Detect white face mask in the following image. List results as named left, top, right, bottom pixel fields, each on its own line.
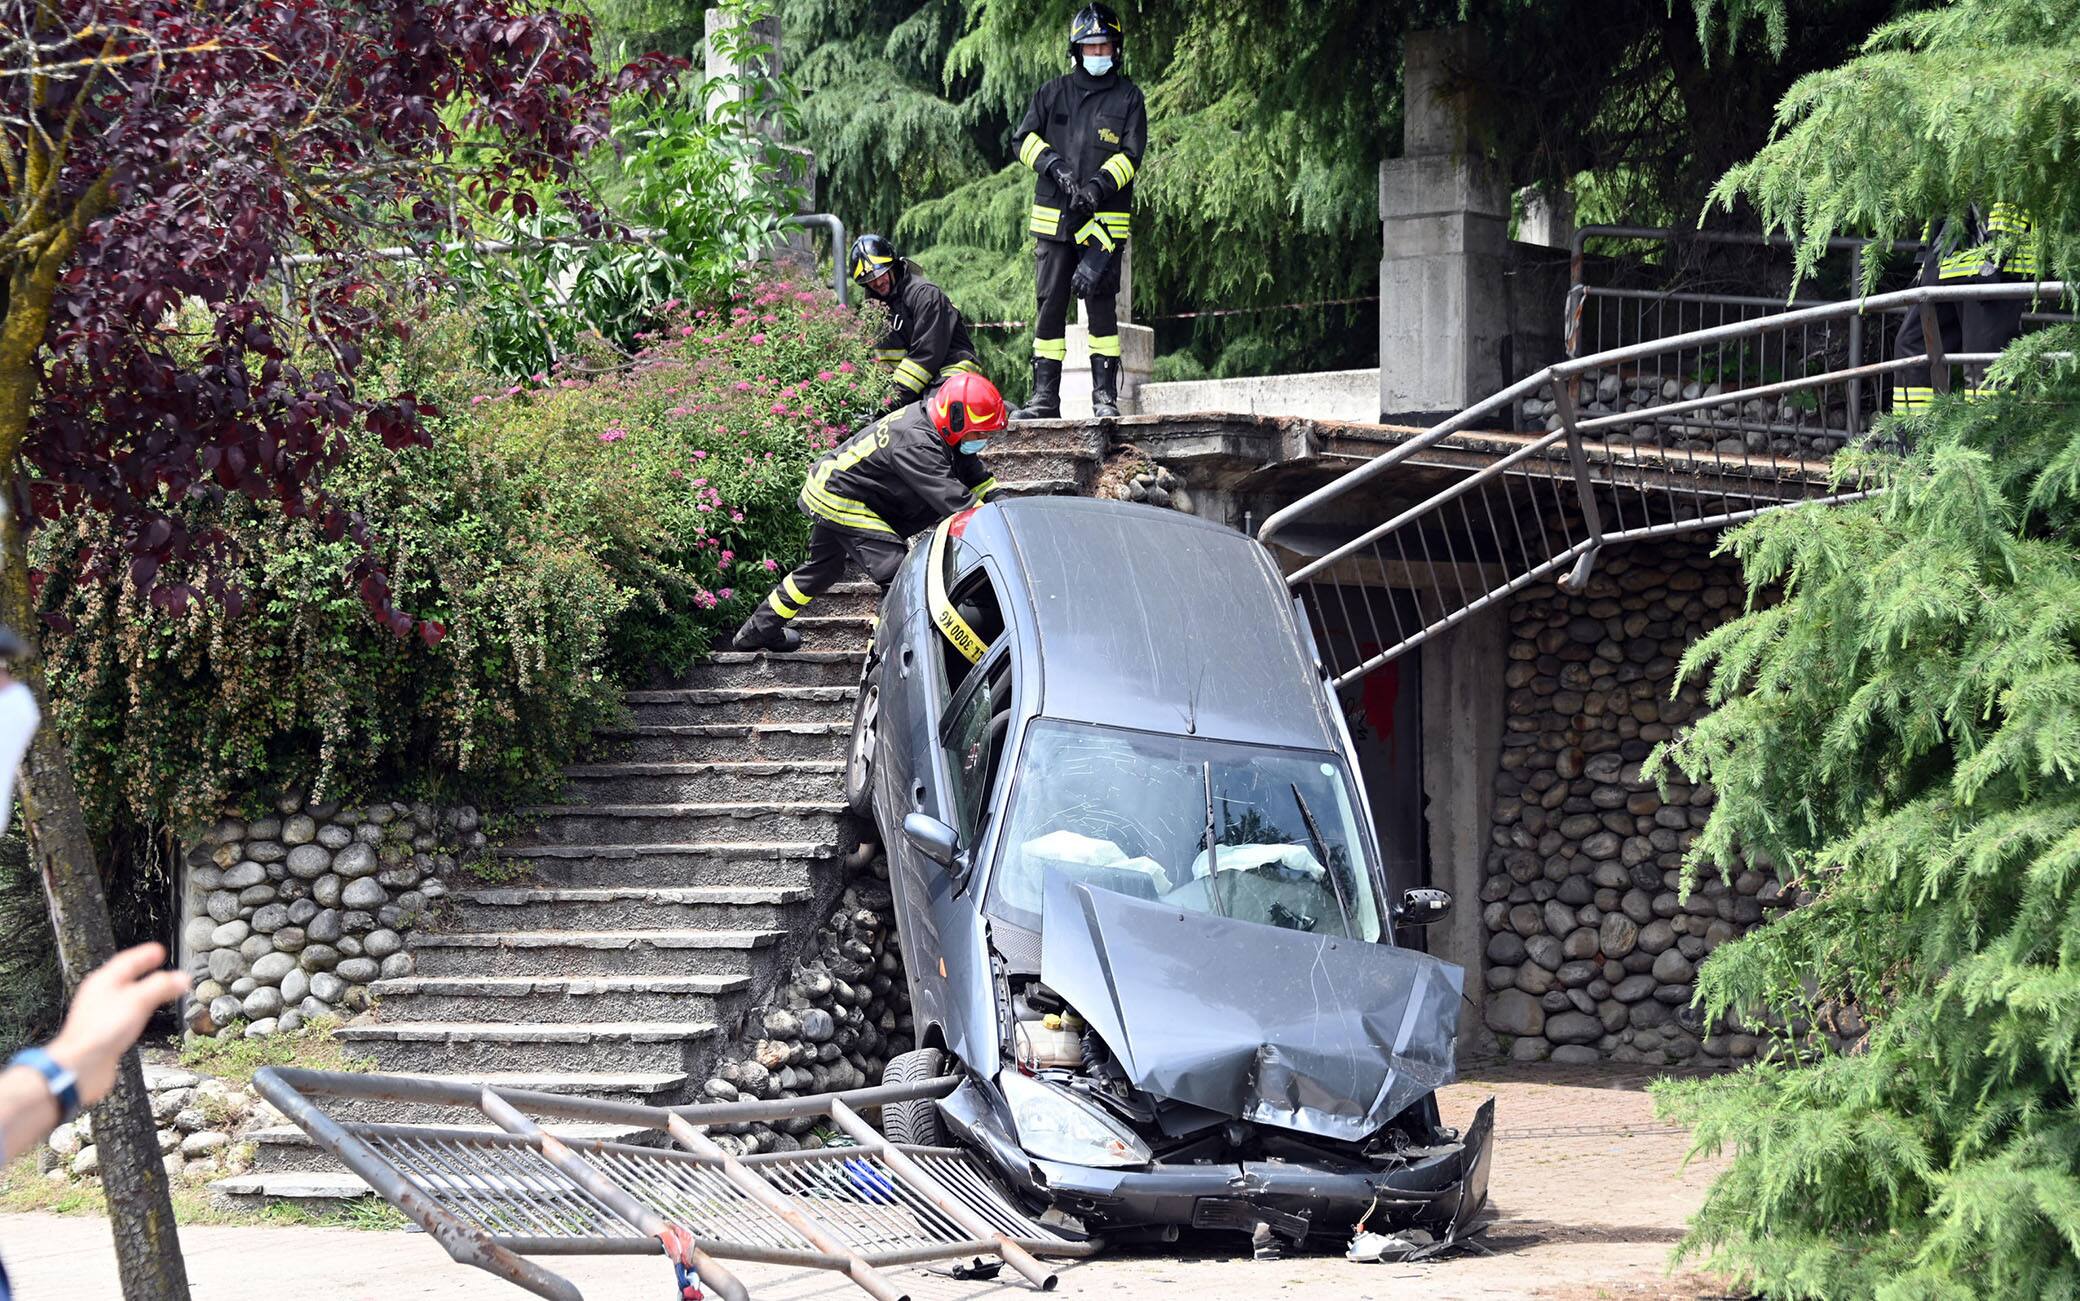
left=959, top=437, right=992, bottom=455
left=1080, top=53, right=1114, bottom=76
left=0, top=680, right=41, bottom=839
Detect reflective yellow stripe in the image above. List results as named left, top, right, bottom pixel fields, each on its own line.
left=1099, top=154, right=1135, bottom=187
left=1029, top=205, right=1061, bottom=237
left=873, top=348, right=906, bottom=362
left=1094, top=211, right=1131, bottom=241
left=893, top=359, right=932, bottom=392
left=1087, top=333, right=1120, bottom=358
left=939, top=359, right=980, bottom=378
left=926, top=518, right=989, bottom=666
left=1073, top=217, right=1116, bottom=252
left=1018, top=133, right=1050, bottom=170
left=782, top=576, right=811, bottom=607
left=1034, top=336, right=1067, bottom=361
left=969, top=476, right=1000, bottom=501
left=801, top=483, right=897, bottom=534
left=1895, top=385, right=1938, bottom=413
left=767, top=590, right=800, bottom=620
left=1987, top=203, right=2033, bottom=235
left=1940, top=248, right=1994, bottom=280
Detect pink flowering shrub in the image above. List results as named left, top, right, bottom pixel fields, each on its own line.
left=437, top=278, right=879, bottom=674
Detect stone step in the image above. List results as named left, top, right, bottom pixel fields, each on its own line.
left=409, top=927, right=783, bottom=977
left=623, top=685, right=856, bottom=727
left=369, top=973, right=753, bottom=1026
left=560, top=760, right=846, bottom=805
left=337, top=1019, right=725, bottom=1073
left=249, top=1119, right=658, bottom=1175
left=592, top=722, right=850, bottom=766
left=999, top=477, right=1082, bottom=498
left=212, top=1171, right=379, bottom=1213
left=318, top=1069, right=690, bottom=1125
left=487, top=840, right=833, bottom=889
left=446, top=884, right=810, bottom=932
left=663, top=650, right=866, bottom=689
left=984, top=447, right=1097, bottom=483
left=505, top=801, right=851, bottom=848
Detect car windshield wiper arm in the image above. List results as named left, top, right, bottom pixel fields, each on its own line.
left=1202, top=761, right=1229, bottom=917
left=1291, top=783, right=1355, bottom=939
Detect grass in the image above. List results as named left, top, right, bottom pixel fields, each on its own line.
left=0, top=1158, right=407, bottom=1231
left=177, top=1016, right=374, bottom=1091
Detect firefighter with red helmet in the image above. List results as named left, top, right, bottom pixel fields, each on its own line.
left=1010, top=2, right=1146, bottom=420
left=849, top=232, right=987, bottom=409
left=732, top=372, right=1009, bottom=653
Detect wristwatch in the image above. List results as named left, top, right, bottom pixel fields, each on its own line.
left=9, top=1046, right=81, bottom=1124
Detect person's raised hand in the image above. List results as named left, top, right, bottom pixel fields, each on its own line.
left=46, top=943, right=190, bottom=1107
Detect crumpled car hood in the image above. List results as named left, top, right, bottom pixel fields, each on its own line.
left=1039, top=872, right=1463, bottom=1143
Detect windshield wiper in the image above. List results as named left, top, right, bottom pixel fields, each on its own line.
left=1202, top=761, right=1229, bottom=917
left=1290, top=783, right=1355, bottom=939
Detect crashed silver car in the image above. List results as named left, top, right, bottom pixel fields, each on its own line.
left=847, top=495, right=1494, bottom=1250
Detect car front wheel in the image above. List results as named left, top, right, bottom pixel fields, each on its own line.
left=845, top=655, right=883, bottom=818
left=879, top=1046, right=949, bottom=1147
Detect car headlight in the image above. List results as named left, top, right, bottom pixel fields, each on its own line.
left=999, top=1069, right=1151, bottom=1168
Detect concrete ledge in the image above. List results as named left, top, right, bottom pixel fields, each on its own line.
left=1138, top=369, right=1382, bottom=422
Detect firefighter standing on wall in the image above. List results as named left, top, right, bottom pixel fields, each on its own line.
left=849, top=233, right=987, bottom=407
left=731, top=372, right=1009, bottom=653
left=1010, top=2, right=1146, bottom=421
left=1892, top=203, right=2041, bottom=413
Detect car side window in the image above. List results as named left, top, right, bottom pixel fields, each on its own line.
left=937, top=559, right=1006, bottom=694
left=942, top=654, right=1012, bottom=846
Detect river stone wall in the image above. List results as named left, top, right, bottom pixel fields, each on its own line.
left=178, top=795, right=486, bottom=1039
left=1478, top=539, right=1795, bottom=1067
left=696, top=866, right=914, bottom=1155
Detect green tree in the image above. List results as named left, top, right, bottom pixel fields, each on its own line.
left=1646, top=4, right=2080, bottom=1295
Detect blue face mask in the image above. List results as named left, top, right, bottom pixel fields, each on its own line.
left=958, top=437, right=991, bottom=455
left=1080, top=53, right=1114, bottom=76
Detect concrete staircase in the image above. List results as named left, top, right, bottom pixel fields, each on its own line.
left=220, top=422, right=1106, bottom=1208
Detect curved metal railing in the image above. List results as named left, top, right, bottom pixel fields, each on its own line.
left=1258, top=280, right=2068, bottom=689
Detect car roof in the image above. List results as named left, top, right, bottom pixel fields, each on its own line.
left=977, top=496, right=1336, bottom=751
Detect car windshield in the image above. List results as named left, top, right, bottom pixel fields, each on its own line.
left=984, top=720, right=1384, bottom=942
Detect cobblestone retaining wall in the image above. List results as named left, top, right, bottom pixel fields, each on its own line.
left=1478, top=540, right=1795, bottom=1066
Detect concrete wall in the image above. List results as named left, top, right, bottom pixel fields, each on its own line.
left=1137, top=368, right=1381, bottom=422
left=1420, top=603, right=1510, bottom=1056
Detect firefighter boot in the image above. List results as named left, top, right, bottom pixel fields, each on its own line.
left=1091, top=354, right=1121, bottom=419
left=1012, top=358, right=1062, bottom=421
left=730, top=607, right=802, bottom=653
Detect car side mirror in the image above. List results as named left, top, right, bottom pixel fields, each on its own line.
left=902, top=812, right=963, bottom=872
left=1396, top=887, right=1452, bottom=927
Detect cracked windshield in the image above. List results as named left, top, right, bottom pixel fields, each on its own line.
left=987, top=720, right=1383, bottom=941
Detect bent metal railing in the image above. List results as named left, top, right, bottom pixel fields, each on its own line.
left=253, top=1067, right=1092, bottom=1301
left=1259, top=280, right=2068, bottom=689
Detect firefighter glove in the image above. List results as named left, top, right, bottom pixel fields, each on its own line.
left=1071, top=244, right=1113, bottom=299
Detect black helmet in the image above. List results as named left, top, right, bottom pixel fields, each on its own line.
left=847, top=233, right=901, bottom=295
left=1067, top=3, right=1123, bottom=61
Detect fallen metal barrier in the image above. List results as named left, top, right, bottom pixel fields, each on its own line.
left=253, top=1066, right=1095, bottom=1301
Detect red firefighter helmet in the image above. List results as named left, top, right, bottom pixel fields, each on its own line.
left=929, top=372, right=1008, bottom=444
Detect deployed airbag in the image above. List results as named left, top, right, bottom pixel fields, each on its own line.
left=1040, top=871, right=1463, bottom=1142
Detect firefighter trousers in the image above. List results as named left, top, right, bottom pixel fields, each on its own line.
left=1033, top=238, right=1123, bottom=365
left=740, top=524, right=908, bottom=643
left=1891, top=270, right=2027, bottom=413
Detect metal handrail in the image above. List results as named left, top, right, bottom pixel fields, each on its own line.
left=1259, top=279, right=2066, bottom=550
left=1257, top=279, right=2069, bottom=689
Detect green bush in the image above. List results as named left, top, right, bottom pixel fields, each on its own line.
left=37, top=281, right=879, bottom=832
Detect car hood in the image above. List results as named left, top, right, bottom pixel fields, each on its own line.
left=1039, top=872, right=1463, bottom=1143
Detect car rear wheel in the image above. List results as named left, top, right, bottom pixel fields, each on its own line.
left=879, top=1046, right=948, bottom=1147
left=845, top=656, right=883, bottom=818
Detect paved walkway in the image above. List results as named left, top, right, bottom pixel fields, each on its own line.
left=0, top=1069, right=1735, bottom=1300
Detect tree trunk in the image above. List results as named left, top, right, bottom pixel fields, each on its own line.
left=0, top=510, right=191, bottom=1300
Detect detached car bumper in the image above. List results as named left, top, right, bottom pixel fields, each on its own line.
left=1016, top=1097, right=1495, bottom=1241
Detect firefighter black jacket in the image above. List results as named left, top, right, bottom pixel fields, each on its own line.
left=872, top=261, right=981, bottom=397
left=1015, top=66, right=1146, bottom=247
left=798, top=403, right=999, bottom=539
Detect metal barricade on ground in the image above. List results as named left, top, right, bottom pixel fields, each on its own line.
left=254, top=1066, right=1094, bottom=1301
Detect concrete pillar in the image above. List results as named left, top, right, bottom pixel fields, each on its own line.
left=1378, top=26, right=1510, bottom=420
left=1419, top=602, right=1509, bottom=1057
left=705, top=8, right=783, bottom=135
left=1063, top=244, right=1155, bottom=416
